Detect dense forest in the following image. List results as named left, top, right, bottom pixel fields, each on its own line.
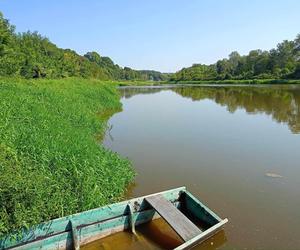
left=171, top=35, right=300, bottom=82
left=0, top=12, right=167, bottom=81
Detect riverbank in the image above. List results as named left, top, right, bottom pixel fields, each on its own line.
left=168, top=79, right=300, bottom=85
left=0, top=78, right=134, bottom=236
left=118, top=80, right=167, bottom=86
left=116, top=78, right=300, bottom=87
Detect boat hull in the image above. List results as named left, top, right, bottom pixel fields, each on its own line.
left=1, top=187, right=228, bottom=250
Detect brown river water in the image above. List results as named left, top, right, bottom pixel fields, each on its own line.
left=84, top=85, right=300, bottom=250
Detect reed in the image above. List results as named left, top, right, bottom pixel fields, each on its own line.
left=0, top=77, right=135, bottom=236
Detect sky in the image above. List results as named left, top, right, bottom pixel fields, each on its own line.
left=0, top=0, right=300, bottom=72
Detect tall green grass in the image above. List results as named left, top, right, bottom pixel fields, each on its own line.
left=0, top=78, right=134, bottom=236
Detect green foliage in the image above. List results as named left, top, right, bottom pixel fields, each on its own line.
left=172, top=34, right=300, bottom=82
left=0, top=78, right=135, bottom=236
left=0, top=12, right=14, bottom=56
left=138, top=70, right=170, bottom=81
left=173, top=64, right=217, bottom=81
left=0, top=12, right=166, bottom=81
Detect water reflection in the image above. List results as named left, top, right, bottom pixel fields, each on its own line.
left=173, top=85, right=300, bottom=134
left=120, top=86, right=166, bottom=99
left=120, top=85, right=300, bottom=134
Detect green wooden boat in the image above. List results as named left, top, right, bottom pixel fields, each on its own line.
left=0, top=187, right=228, bottom=250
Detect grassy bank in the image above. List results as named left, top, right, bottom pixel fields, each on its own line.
left=115, top=79, right=300, bottom=87
left=169, top=79, right=300, bottom=85
left=0, top=78, right=134, bottom=236
left=117, top=80, right=168, bottom=86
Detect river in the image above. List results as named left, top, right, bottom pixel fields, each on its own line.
left=94, top=85, right=300, bottom=249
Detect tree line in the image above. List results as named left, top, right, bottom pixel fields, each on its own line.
left=0, top=12, right=167, bottom=81
left=171, top=35, right=300, bottom=81
left=1, top=11, right=299, bottom=82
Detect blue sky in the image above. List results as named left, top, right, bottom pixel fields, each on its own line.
left=1, top=0, right=299, bottom=72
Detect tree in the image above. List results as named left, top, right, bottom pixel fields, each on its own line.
left=228, top=51, right=241, bottom=74
left=276, top=40, right=296, bottom=74
left=0, top=12, right=166, bottom=81
left=84, top=51, right=101, bottom=64
left=216, top=59, right=230, bottom=77
left=294, top=34, right=300, bottom=61
left=172, top=34, right=300, bottom=81
left=0, top=12, right=14, bottom=56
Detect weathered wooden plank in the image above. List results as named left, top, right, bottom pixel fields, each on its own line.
left=145, top=194, right=202, bottom=242
left=70, top=220, right=80, bottom=250
left=128, top=203, right=136, bottom=234
left=174, top=219, right=228, bottom=250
